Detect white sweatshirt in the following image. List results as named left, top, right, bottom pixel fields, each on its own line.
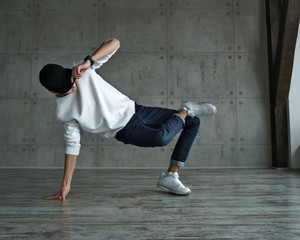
left=55, top=44, right=135, bottom=155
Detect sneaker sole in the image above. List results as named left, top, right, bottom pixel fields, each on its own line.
left=156, top=184, right=191, bottom=196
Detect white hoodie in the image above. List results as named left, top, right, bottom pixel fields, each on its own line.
left=55, top=44, right=135, bottom=155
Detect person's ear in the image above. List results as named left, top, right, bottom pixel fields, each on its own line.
left=50, top=91, right=58, bottom=95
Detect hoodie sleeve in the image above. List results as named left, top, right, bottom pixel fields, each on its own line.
left=63, top=120, right=81, bottom=155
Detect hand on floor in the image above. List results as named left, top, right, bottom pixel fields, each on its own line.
left=43, top=185, right=70, bottom=201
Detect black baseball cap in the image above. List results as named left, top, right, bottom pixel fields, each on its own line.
left=39, top=64, right=74, bottom=94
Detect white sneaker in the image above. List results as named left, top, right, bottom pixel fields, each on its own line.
left=157, top=172, right=191, bottom=195
left=179, top=101, right=217, bottom=117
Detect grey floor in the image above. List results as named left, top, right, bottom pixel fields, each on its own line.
left=1, top=168, right=300, bottom=240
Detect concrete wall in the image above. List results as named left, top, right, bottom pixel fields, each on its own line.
left=0, top=0, right=271, bottom=168
left=288, top=21, right=300, bottom=169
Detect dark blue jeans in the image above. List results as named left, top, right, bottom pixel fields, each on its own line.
left=115, top=104, right=200, bottom=167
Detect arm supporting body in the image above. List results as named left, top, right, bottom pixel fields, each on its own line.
left=43, top=154, right=78, bottom=201
left=44, top=39, right=120, bottom=201
left=62, top=154, right=78, bottom=187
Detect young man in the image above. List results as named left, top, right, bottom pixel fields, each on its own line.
left=40, top=38, right=216, bottom=201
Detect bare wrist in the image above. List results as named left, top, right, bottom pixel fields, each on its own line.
left=62, top=179, right=71, bottom=187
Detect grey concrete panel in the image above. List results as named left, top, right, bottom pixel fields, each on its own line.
left=33, top=11, right=98, bottom=53
left=168, top=53, right=235, bottom=98
left=98, top=53, right=167, bottom=98
left=76, top=146, right=98, bottom=168
left=0, top=146, right=28, bottom=167
left=99, top=146, right=168, bottom=167
left=168, top=98, right=237, bottom=145
left=179, top=144, right=237, bottom=167
left=98, top=135, right=123, bottom=146
left=196, top=99, right=236, bottom=145
left=30, top=99, right=96, bottom=146
left=238, top=145, right=271, bottom=167
left=0, top=54, right=31, bottom=99
left=35, top=0, right=97, bottom=10
left=29, top=146, right=65, bottom=167
left=29, top=146, right=97, bottom=168
left=0, top=0, right=270, bottom=168
left=100, top=10, right=166, bottom=52
left=31, top=54, right=83, bottom=98
left=167, top=10, right=234, bottom=52
left=133, top=98, right=168, bottom=108
left=0, top=0, right=32, bottom=10
left=236, top=53, right=269, bottom=97
left=233, top=0, right=264, bottom=8
left=0, top=100, right=30, bottom=145
left=167, top=99, right=184, bottom=110
left=30, top=99, right=64, bottom=145
left=168, top=0, right=232, bottom=9
left=237, top=98, right=271, bottom=144
left=80, top=131, right=97, bottom=146
left=234, top=8, right=267, bottom=52
left=0, top=12, right=32, bottom=53
left=100, top=0, right=165, bottom=9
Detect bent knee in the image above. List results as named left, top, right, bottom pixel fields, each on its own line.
left=153, top=132, right=171, bottom=147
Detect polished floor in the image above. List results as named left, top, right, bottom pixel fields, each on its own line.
left=1, top=168, right=300, bottom=240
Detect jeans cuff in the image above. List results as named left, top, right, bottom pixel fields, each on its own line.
left=170, top=159, right=185, bottom=168
left=173, top=113, right=185, bottom=125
